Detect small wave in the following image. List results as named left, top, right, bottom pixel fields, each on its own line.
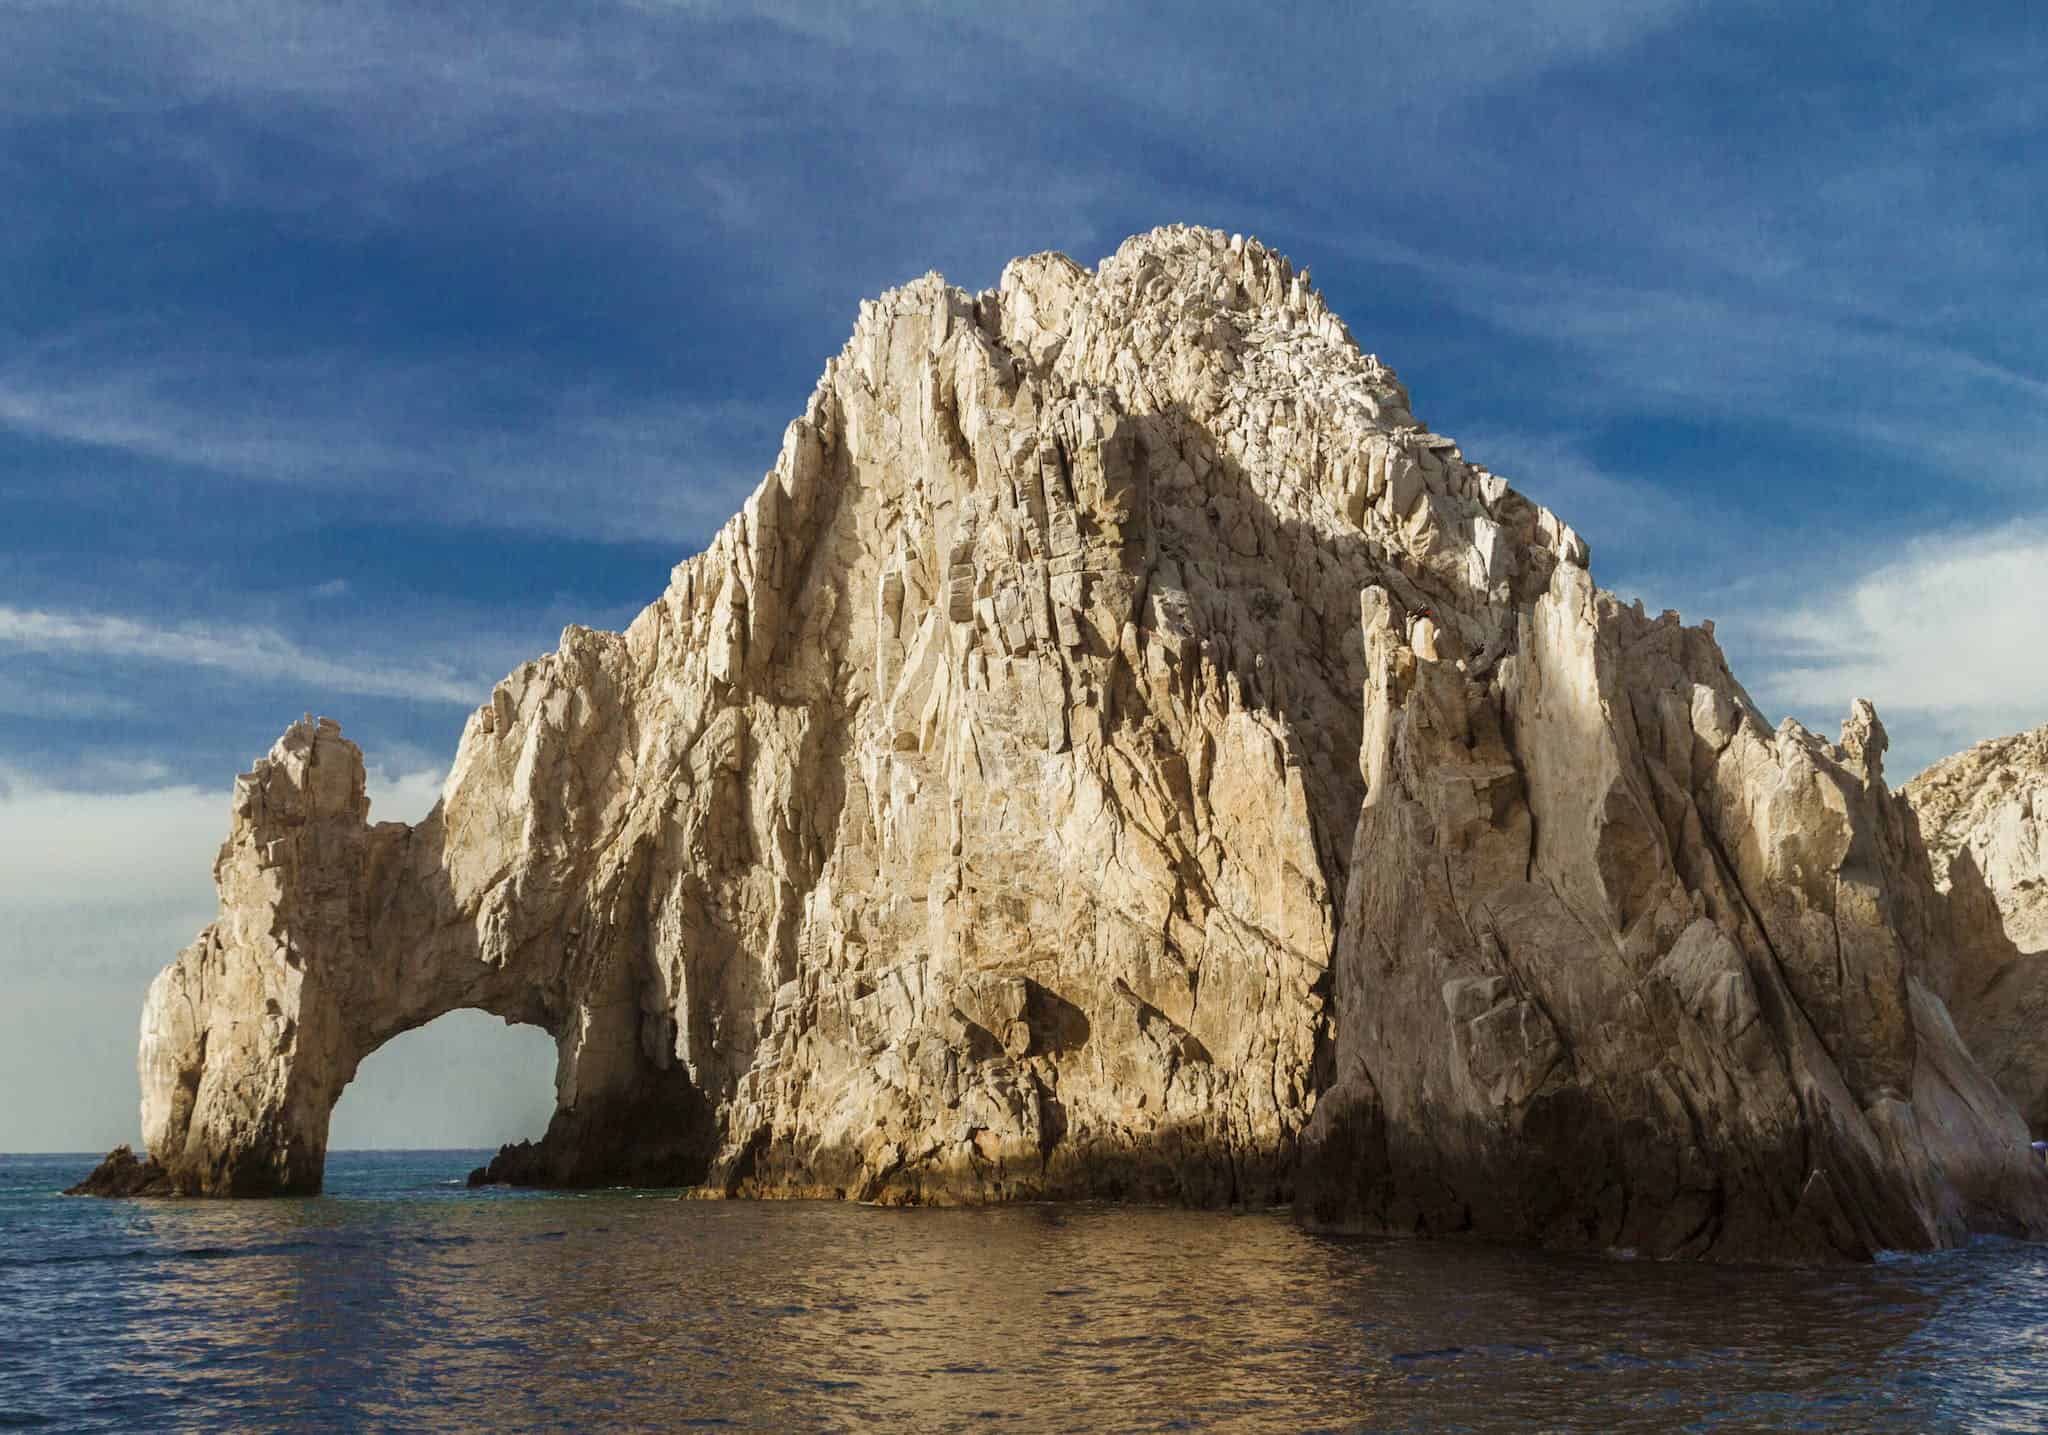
left=0, top=1244, right=239, bottom=1271
left=1391, top=1346, right=1467, bottom=1365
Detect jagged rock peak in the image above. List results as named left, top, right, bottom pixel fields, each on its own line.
left=93, top=229, right=2048, bottom=1260
left=841, top=224, right=1405, bottom=415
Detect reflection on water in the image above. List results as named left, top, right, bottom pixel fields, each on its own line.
left=3, top=1151, right=2046, bottom=1432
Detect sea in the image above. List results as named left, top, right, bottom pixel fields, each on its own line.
left=2, top=1151, right=2045, bottom=1432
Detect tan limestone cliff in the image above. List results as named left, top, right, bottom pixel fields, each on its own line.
left=1905, top=723, right=2048, bottom=1134
left=106, top=227, right=2048, bottom=1258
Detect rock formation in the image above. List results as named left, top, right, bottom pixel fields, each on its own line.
left=1905, top=723, right=2048, bottom=1135
left=64, top=1145, right=174, bottom=1197
left=93, top=227, right=2048, bottom=1259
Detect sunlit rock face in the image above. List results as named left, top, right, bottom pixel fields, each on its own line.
left=1905, top=724, right=2048, bottom=1135
left=112, top=227, right=2048, bottom=1258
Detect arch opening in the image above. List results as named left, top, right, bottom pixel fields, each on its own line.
left=327, top=1008, right=560, bottom=1163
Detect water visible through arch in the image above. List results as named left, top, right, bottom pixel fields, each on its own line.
left=327, top=1009, right=557, bottom=1159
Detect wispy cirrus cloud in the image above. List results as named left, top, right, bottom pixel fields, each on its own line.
left=3, top=0, right=1696, bottom=125
left=1308, top=224, right=2048, bottom=495
left=0, top=338, right=782, bottom=544
left=0, top=605, right=487, bottom=706
left=0, top=673, right=140, bottom=721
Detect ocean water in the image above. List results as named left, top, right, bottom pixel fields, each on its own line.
left=3, top=1152, right=2045, bottom=1432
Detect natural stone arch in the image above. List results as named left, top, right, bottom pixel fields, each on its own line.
left=138, top=718, right=712, bottom=1195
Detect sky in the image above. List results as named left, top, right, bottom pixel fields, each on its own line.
left=2, top=1, right=2044, bottom=1154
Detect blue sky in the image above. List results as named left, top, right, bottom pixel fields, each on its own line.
left=3, top=1, right=2044, bottom=1153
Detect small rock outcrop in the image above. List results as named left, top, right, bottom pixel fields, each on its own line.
left=88, top=227, right=2048, bottom=1259
left=64, top=1146, right=175, bottom=1197
left=1905, top=723, right=2048, bottom=1134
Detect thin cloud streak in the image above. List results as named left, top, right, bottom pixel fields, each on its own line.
left=3, top=1, right=1695, bottom=123
left=0, top=605, right=486, bottom=706
left=0, top=347, right=782, bottom=544
left=1307, top=224, right=2048, bottom=492
left=0, top=674, right=140, bottom=721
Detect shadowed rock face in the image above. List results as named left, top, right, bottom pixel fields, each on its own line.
left=1906, top=724, right=2048, bottom=1135
left=101, top=226, right=2048, bottom=1257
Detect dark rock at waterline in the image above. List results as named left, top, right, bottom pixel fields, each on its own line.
left=467, top=1141, right=546, bottom=1189
left=466, top=1085, right=716, bottom=1190
left=66, top=1145, right=178, bottom=1197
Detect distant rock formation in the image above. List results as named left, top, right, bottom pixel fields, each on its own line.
left=89, top=227, right=2048, bottom=1259
left=1905, top=723, right=2048, bottom=1134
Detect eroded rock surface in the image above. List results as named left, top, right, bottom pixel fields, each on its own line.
left=98, top=227, right=2048, bottom=1257
left=1906, top=723, right=2048, bottom=1134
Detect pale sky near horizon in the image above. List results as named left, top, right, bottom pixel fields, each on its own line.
left=2, top=1, right=2044, bottom=1152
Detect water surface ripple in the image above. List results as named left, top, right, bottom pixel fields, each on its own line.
left=4, top=1152, right=2044, bottom=1431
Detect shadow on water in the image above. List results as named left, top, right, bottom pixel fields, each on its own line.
left=5, top=1151, right=2047, bottom=1432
